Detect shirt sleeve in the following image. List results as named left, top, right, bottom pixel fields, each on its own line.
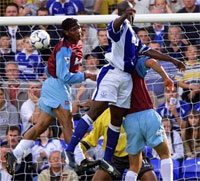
left=135, top=56, right=150, bottom=78
left=55, top=47, right=85, bottom=84
left=107, top=19, right=123, bottom=42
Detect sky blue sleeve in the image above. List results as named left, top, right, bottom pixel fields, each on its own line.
left=56, top=47, right=84, bottom=84
left=135, top=56, right=150, bottom=78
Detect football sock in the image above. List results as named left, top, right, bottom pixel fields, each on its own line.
left=13, top=139, right=34, bottom=158
left=74, top=143, right=85, bottom=165
left=125, top=170, right=137, bottom=181
left=104, top=124, right=120, bottom=162
left=160, top=158, right=173, bottom=181
left=67, top=114, right=93, bottom=153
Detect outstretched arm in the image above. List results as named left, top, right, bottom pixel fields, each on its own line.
left=145, top=58, right=174, bottom=91
left=144, top=49, right=186, bottom=72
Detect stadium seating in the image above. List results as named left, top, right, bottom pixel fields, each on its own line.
left=181, top=158, right=200, bottom=180
left=150, top=158, right=181, bottom=180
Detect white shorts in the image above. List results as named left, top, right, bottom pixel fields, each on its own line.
left=92, top=65, right=132, bottom=109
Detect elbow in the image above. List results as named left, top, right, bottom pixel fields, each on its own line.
left=145, top=58, right=157, bottom=68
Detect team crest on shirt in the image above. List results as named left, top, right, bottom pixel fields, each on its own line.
left=100, top=90, right=108, bottom=98
left=64, top=56, right=70, bottom=63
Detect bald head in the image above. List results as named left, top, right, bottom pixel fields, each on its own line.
left=118, top=1, right=133, bottom=16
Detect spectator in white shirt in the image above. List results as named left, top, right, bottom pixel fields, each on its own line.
left=152, top=117, right=184, bottom=160
left=20, top=80, right=42, bottom=135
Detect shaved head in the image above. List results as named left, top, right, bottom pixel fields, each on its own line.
left=117, top=1, right=133, bottom=16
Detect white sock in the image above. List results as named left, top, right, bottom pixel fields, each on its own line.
left=125, top=170, right=137, bottom=181
left=74, top=143, right=85, bottom=165
left=160, top=158, right=173, bottom=181
left=13, top=139, right=34, bottom=158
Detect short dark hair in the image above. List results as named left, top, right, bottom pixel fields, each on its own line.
left=5, top=3, right=19, bottom=13
left=6, top=126, right=20, bottom=136
left=62, top=18, right=79, bottom=31
left=0, top=32, right=11, bottom=39
left=36, top=7, right=49, bottom=15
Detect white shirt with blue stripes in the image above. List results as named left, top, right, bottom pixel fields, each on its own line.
left=105, top=18, right=150, bottom=73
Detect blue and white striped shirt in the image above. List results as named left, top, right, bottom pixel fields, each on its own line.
left=105, top=18, right=150, bottom=73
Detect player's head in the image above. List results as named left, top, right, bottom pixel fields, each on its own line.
left=62, top=18, right=81, bottom=42
left=117, top=1, right=134, bottom=24
left=117, top=1, right=133, bottom=16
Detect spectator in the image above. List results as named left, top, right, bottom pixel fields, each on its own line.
left=0, top=3, right=31, bottom=53
left=154, top=0, right=173, bottom=13
left=93, top=0, right=121, bottom=15
left=31, top=127, right=64, bottom=172
left=80, top=23, right=98, bottom=55
left=0, top=87, right=19, bottom=142
left=2, top=126, right=21, bottom=149
left=0, top=145, right=12, bottom=180
left=38, top=150, right=79, bottom=181
left=48, top=0, right=83, bottom=15
left=164, top=0, right=184, bottom=12
left=13, top=0, right=39, bottom=16
left=71, top=54, right=99, bottom=118
left=177, top=0, right=200, bottom=45
left=163, top=25, right=187, bottom=62
left=2, top=61, right=28, bottom=111
left=91, top=29, right=109, bottom=69
left=84, top=53, right=100, bottom=83
left=156, top=84, right=191, bottom=130
left=32, top=7, right=63, bottom=62
left=152, top=117, right=184, bottom=160
left=16, top=37, right=25, bottom=53
left=175, top=45, right=200, bottom=104
left=134, top=0, right=154, bottom=10
left=137, top=28, right=151, bottom=45
left=146, top=7, right=169, bottom=47
left=182, top=109, right=200, bottom=158
left=127, top=0, right=151, bottom=28
left=15, top=35, right=45, bottom=80
left=1, top=126, right=36, bottom=180
left=0, top=33, right=15, bottom=79
left=81, top=0, right=96, bottom=14
left=20, top=80, right=42, bottom=135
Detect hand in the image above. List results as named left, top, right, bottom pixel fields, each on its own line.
left=123, top=8, right=136, bottom=18
left=29, top=92, right=39, bottom=104
left=84, top=72, right=97, bottom=81
left=164, top=78, right=174, bottom=92
left=174, top=60, right=186, bottom=72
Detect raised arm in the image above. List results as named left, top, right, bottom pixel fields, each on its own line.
left=113, top=7, right=135, bottom=32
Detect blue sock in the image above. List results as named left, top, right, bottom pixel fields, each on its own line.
left=104, top=124, right=120, bottom=162
left=67, top=114, right=92, bottom=153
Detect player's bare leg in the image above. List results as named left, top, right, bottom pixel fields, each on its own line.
left=5, top=111, right=54, bottom=175
left=53, top=105, right=74, bottom=144
left=153, top=139, right=173, bottom=181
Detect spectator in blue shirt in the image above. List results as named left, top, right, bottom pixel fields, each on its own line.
left=15, top=35, right=44, bottom=80
left=156, top=84, right=191, bottom=131
left=48, top=0, right=84, bottom=15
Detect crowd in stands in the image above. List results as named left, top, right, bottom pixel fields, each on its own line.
left=0, top=0, right=200, bottom=180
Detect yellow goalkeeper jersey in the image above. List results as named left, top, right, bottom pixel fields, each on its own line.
left=80, top=108, right=127, bottom=158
